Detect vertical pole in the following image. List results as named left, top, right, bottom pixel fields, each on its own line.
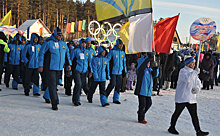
left=196, top=41, right=202, bottom=69
left=151, top=12, right=156, bottom=61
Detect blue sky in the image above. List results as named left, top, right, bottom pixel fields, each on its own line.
left=153, top=0, right=220, bottom=44
left=84, top=0, right=220, bottom=44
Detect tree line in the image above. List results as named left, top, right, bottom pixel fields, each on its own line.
left=0, top=0, right=96, bottom=39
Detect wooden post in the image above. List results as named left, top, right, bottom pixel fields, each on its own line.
left=5, top=0, right=7, bottom=14
left=57, top=8, right=59, bottom=27
left=3, top=1, right=4, bottom=16
left=87, top=10, right=90, bottom=37
left=11, top=8, right=13, bottom=26
left=17, top=0, right=20, bottom=26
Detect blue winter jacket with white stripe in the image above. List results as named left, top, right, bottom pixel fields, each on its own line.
left=38, top=34, right=72, bottom=70
left=7, top=36, right=24, bottom=65
left=107, top=46, right=127, bottom=75
left=22, top=33, right=41, bottom=69
left=70, top=45, right=93, bottom=74
left=92, top=46, right=110, bottom=82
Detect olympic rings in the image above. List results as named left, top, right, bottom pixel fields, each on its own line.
left=107, top=29, right=117, bottom=44
left=113, top=23, right=122, bottom=38
left=88, top=20, right=100, bottom=36
left=88, top=21, right=122, bottom=44
left=94, top=28, right=106, bottom=43
left=101, top=22, right=113, bottom=37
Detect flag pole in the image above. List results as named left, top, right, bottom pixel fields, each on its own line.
left=196, top=41, right=202, bottom=69
left=152, top=13, right=155, bottom=52
left=151, top=12, right=156, bottom=61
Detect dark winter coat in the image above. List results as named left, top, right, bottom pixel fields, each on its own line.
left=200, top=53, right=214, bottom=81
left=0, top=32, right=7, bottom=63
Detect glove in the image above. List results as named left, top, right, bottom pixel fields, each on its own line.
left=202, top=69, right=209, bottom=74
left=195, top=68, right=200, bottom=74
left=192, top=87, right=199, bottom=94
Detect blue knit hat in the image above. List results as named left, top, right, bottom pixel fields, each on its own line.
left=85, top=37, right=91, bottom=43
left=184, top=57, right=195, bottom=65
left=116, top=39, right=123, bottom=45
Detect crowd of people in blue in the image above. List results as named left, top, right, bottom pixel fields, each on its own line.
left=1, top=26, right=216, bottom=136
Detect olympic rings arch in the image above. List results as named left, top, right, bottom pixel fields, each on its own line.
left=88, top=21, right=122, bottom=45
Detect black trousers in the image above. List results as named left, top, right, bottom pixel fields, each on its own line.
left=64, top=70, right=72, bottom=95
left=165, top=70, right=174, bottom=82
left=170, top=103, right=200, bottom=131
left=203, top=81, right=210, bottom=89
left=41, top=70, right=48, bottom=91
left=87, top=81, right=106, bottom=100
left=153, top=77, right=160, bottom=94
left=213, top=71, right=218, bottom=85
left=72, top=71, right=89, bottom=103
left=48, top=70, right=60, bottom=106
left=0, top=63, right=4, bottom=84
left=20, top=63, right=26, bottom=83
left=24, top=68, right=39, bottom=92
left=106, top=74, right=122, bottom=97
left=88, top=75, right=94, bottom=89
left=137, top=95, right=152, bottom=121
left=4, top=64, right=20, bottom=85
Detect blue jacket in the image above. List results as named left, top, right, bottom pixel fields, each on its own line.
left=92, top=46, right=110, bottom=82
left=7, top=36, right=24, bottom=65
left=38, top=34, right=72, bottom=71
left=70, top=45, right=93, bottom=74
left=135, top=56, right=159, bottom=97
left=22, top=33, right=41, bottom=69
left=107, top=46, right=127, bottom=75
left=87, top=46, right=96, bottom=60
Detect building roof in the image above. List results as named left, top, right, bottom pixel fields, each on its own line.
left=18, top=19, right=51, bottom=33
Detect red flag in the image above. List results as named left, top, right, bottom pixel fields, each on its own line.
left=67, top=23, right=71, bottom=34
left=207, top=43, right=209, bottom=51
left=154, top=14, right=180, bottom=53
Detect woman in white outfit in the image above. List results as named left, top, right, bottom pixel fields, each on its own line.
left=168, top=57, right=209, bottom=136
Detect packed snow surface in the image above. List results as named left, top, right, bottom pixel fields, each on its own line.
left=0, top=83, right=219, bottom=136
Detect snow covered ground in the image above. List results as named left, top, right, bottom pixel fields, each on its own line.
left=0, top=82, right=220, bottom=136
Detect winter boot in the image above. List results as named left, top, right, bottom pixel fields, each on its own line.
left=113, top=101, right=121, bottom=104
left=52, top=104, right=58, bottom=111
left=168, top=126, right=179, bottom=135
left=65, top=89, right=71, bottom=96
left=166, top=82, right=171, bottom=91
left=207, top=84, right=209, bottom=90
left=25, top=92, right=29, bottom=96
left=138, top=120, right=147, bottom=124
left=102, top=103, right=110, bottom=107
left=43, top=96, right=50, bottom=103
left=196, top=130, right=209, bottom=136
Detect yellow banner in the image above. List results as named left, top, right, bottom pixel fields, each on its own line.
left=71, top=22, right=75, bottom=33
left=202, top=43, right=204, bottom=51
left=118, top=22, right=138, bottom=54
left=216, top=35, right=220, bottom=52
left=95, top=0, right=152, bottom=22
left=0, top=10, right=11, bottom=25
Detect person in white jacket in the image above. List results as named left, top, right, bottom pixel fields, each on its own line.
left=168, top=57, right=209, bottom=136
